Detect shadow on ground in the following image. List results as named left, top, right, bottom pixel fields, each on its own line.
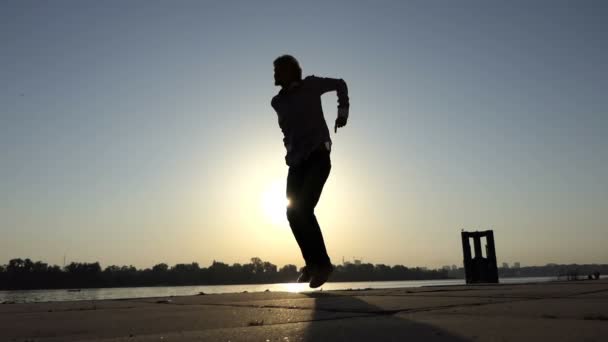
left=301, top=291, right=470, bottom=341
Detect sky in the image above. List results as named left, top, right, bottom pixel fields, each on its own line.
left=1, top=0, right=607, bottom=270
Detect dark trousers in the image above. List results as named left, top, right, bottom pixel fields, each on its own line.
left=286, top=146, right=332, bottom=268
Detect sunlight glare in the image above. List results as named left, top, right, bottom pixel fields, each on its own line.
left=283, top=282, right=307, bottom=293
left=261, top=179, right=289, bottom=227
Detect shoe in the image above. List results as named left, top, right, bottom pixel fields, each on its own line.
left=297, top=266, right=311, bottom=283
left=309, top=264, right=334, bottom=288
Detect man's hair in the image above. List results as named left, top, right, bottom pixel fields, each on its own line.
left=273, top=54, right=302, bottom=80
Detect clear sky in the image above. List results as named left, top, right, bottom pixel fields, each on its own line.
left=1, top=1, right=607, bottom=269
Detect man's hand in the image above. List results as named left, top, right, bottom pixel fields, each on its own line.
left=334, top=106, right=349, bottom=133
left=334, top=116, right=347, bottom=133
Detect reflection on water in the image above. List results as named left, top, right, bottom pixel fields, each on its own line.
left=0, top=277, right=558, bottom=304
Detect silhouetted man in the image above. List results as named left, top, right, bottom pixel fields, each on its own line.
left=271, top=55, right=349, bottom=288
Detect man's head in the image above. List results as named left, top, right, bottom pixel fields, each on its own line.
left=273, top=54, right=302, bottom=87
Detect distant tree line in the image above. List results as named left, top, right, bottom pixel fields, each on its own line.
left=0, top=258, right=449, bottom=290
left=445, top=264, right=608, bottom=279
left=498, top=264, right=608, bottom=279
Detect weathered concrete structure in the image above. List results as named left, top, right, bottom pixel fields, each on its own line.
left=462, top=230, right=499, bottom=284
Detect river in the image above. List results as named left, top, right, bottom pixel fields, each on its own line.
left=0, top=276, right=564, bottom=304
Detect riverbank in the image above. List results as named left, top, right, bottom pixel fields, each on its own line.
left=1, top=279, right=607, bottom=341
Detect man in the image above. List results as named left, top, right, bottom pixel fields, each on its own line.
left=271, top=55, right=349, bottom=288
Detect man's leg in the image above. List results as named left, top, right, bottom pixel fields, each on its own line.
left=296, top=148, right=332, bottom=268
left=286, top=163, right=315, bottom=268
left=309, top=214, right=330, bottom=266
left=286, top=148, right=332, bottom=266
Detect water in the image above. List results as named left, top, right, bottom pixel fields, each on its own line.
left=0, top=277, right=560, bottom=304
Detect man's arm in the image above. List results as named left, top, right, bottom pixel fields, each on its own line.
left=309, top=75, right=350, bottom=132
left=310, top=75, right=349, bottom=110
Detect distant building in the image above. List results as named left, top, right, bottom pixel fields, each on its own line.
left=502, top=262, right=509, bottom=269
left=451, top=265, right=458, bottom=271
left=442, top=265, right=451, bottom=271
left=513, top=262, right=521, bottom=268
left=343, top=257, right=362, bottom=265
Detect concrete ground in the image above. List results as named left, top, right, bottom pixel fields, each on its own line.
left=1, top=279, right=607, bottom=341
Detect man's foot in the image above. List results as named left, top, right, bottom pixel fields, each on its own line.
left=309, top=264, right=334, bottom=288
left=297, top=266, right=311, bottom=283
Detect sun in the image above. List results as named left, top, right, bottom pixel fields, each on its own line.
left=261, top=179, right=290, bottom=226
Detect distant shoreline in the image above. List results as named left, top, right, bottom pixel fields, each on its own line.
left=3, top=258, right=605, bottom=292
